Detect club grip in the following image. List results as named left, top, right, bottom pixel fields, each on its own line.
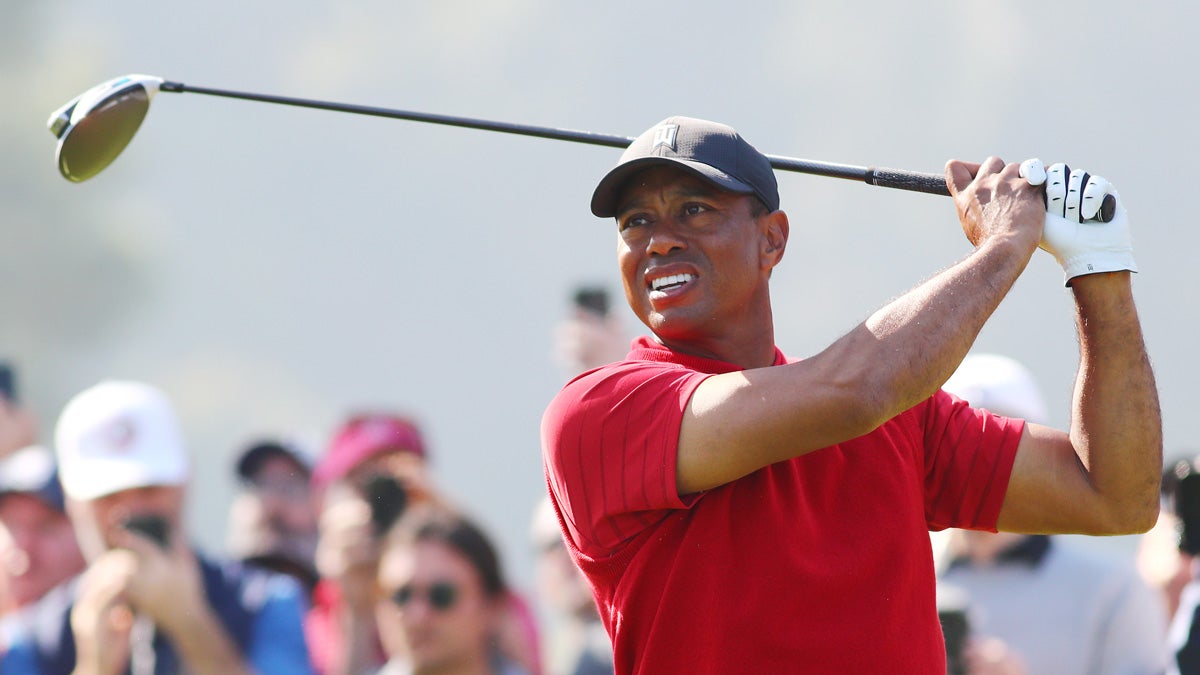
left=868, top=167, right=1115, bottom=222
left=867, top=168, right=951, bottom=196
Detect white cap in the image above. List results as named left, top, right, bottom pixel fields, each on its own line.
left=941, top=353, right=1048, bottom=424
left=54, top=380, right=190, bottom=500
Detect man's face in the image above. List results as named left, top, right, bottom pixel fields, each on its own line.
left=242, top=454, right=317, bottom=546
left=68, top=485, right=185, bottom=561
left=0, top=494, right=85, bottom=608
left=615, top=165, right=781, bottom=349
left=376, top=540, right=497, bottom=672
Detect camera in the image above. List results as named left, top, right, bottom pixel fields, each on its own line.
left=363, top=474, right=408, bottom=536
left=122, top=513, right=171, bottom=549
left=573, top=286, right=609, bottom=318
left=0, top=362, right=17, bottom=402
left=1169, top=460, right=1200, bottom=555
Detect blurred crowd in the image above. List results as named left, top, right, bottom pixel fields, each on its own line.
left=0, top=293, right=621, bottom=675
left=0, top=296, right=1194, bottom=674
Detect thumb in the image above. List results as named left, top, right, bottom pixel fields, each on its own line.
left=944, top=160, right=981, bottom=197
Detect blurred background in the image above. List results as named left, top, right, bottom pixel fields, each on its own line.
left=4, top=2, right=1195, bottom=592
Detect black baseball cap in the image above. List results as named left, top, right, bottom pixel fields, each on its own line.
left=236, top=439, right=313, bottom=482
left=590, top=116, right=779, bottom=218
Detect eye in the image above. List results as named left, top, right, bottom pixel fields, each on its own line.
left=682, top=203, right=710, bottom=217
left=618, top=214, right=651, bottom=232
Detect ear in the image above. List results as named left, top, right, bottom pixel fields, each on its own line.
left=760, top=209, right=789, bottom=270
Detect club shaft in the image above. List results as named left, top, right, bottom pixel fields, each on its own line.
left=160, top=81, right=949, bottom=197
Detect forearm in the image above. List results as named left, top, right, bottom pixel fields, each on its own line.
left=848, top=234, right=1034, bottom=423
left=1069, top=271, right=1161, bottom=531
left=161, top=603, right=252, bottom=675
left=329, top=607, right=382, bottom=675
left=682, top=234, right=1034, bottom=493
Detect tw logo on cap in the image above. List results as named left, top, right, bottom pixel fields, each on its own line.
left=652, top=124, right=679, bottom=152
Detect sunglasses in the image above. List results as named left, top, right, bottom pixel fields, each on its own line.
left=390, top=582, right=459, bottom=611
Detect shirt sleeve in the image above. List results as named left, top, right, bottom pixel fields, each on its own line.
left=246, top=575, right=315, bottom=675
left=922, top=389, right=1023, bottom=531
left=541, top=361, right=710, bottom=556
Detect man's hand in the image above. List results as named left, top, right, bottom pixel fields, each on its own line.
left=945, top=157, right=1045, bottom=255
left=315, top=484, right=381, bottom=612
left=110, top=526, right=207, bottom=637
left=86, top=525, right=254, bottom=675
left=70, top=550, right=138, bottom=675
left=553, top=308, right=628, bottom=376
left=1020, top=158, right=1137, bottom=285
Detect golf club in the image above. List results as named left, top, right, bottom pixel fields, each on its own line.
left=47, top=74, right=950, bottom=194
left=46, top=74, right=1114, bottom=221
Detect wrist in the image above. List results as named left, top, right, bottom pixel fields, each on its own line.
left=1058, top=252, right=1137, bottom=287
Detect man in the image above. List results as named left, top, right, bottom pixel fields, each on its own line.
left=0, top=446, right=86, bottom=641
left=938, top=353, right=1166, bottom=675
left=226, top=438, right=320, bottom=595
left=541, top=117, right=1160, bottom=673
left=0, top=380, right=313, bottom=674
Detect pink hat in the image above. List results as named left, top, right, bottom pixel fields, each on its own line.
left=312, top=413, right=426, bottom=487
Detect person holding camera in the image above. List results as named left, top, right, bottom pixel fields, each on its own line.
left=226, top=438, right=321, bottom=596
left=0, top=447, right=87, bottom=647
left=306, top=413, right=541, bottom=675
left=0, top=380, right=313, bottom=674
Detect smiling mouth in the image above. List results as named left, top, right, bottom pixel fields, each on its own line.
left=650, top=273, right=695, bottom=292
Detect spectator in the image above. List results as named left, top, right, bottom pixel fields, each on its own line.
left=226, top=437, right=320, bottom=595
left=552, top=287, right=628, bottom=376
left=307, top=412, right=438, bottom=675
left=529, top=496, right=610, bottom=675
left=939, top=353, right=1167, bottom=675
left=0, top=380, right=313, bottom=674
left=308, top=412, right=540, bottom=675
left=375, top=508, right=529, bottom=675
left=0, top=446, right=86, bottom=641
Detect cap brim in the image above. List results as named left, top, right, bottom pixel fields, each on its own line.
left=61, top=459, right=187, bottom=501
left=590, top=156, right=756, bottom=218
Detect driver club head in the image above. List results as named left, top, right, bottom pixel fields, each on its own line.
left=48, top=74, right=164, bottom=182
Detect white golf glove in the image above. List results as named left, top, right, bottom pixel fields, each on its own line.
left=1019, top=158, right=1137, bottom=286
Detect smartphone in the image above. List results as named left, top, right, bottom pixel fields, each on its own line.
left=0, top=362, right=17, bottom=402
left=573, top=286, right=609, bottom=318
left=363, top=474, right=408, bottom=536
left=122, top=514, right=171, bottom=549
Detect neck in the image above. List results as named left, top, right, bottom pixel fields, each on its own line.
left=657, top=313, right=777, bottom=369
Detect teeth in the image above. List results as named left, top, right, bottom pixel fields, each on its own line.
left=651, top=273, right=694, bottom=291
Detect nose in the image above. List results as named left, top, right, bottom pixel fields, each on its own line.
left=645, top=218, right=687, bottom=257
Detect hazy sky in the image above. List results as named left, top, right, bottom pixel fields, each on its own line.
left=6, top=2, right=1196, bottom=588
